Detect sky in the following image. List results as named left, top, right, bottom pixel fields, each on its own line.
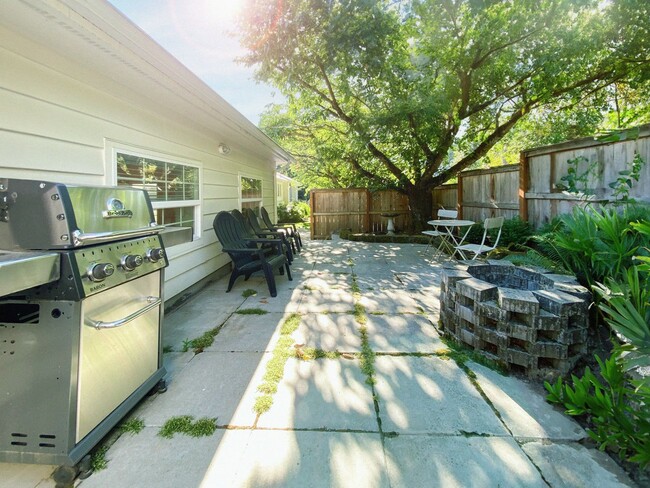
left=108, top=0, right=281, bottom=125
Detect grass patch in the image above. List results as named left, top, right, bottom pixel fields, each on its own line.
left=236, top=308, right=268, bottom=315
left=369, top=311, right=386, bottom=315
left=242, top=289, right=257, bottom=298
left=295, top=346, right=342, bottom=360
left=254, top=313, right=302, bottom=416
left=182, top=326, right=220, bottom=353
left=438, top=336, right=507, bottom=375
left=90, top=445, right=109, bottom=472
left=359, top=326, right=376, bottom=385
left=353, top=302, right=367, bottom=325
left=158, top=415, right=217, bottom=439
left=119, top=418, right=144, bottom=435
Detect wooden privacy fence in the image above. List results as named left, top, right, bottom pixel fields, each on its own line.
left=310, top=189, right=410, bottom=239
left=310, top=124, right=650, bottom=238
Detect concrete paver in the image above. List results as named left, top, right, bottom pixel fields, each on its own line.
left=384, top=435, right=547, bottom=487
left=365, top=314, right=444, bottom=353
left=256, top=358, right=378, bottom=431
left=468, top=361, right=586, bottom=440
left=200, top=430, right=389, bottom=488
left=522, top=441, right=637, bottom=487
left=374, top=355, right=508, bottom=435
left=5, top=237, right=639, bottom=488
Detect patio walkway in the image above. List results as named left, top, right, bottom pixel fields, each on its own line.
left=3, top=237, right=637, bottom=487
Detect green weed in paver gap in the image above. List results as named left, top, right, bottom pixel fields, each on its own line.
left=242, top=289, right=257, bottom=298
left=236, top=308, right=268, bottom=315
left=351, top=276, right=361, bottom=294
left=353, top=302, right=367, bottom=325
left=162, top=345, right=173, bottom=353
left=369, top=311, right=386, bottom=315
left=295, top=346, right=342, bottom=360
left=119, top=417, right=144, bottom=435
left=158, top=415, right=217, bottom=439
left=90, top=445, right=109, bottom=472
left=359, top=325, right=376, bottom=386
left=184, top=326, right=221, bottom=353
left=438, top=336, right=507, bottom=375
left=253, top=313, right=302, bottom=416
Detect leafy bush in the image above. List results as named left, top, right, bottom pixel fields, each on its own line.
left=533, top=205, right=650, bottom=289
left=277, top=201, right=310, bottom=223
left=545, top=355, right=650, bottom=467
left=464, top=217, right=533, bottom=250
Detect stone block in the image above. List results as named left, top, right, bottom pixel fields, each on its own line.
left=556, top=327, right=588, bottom=345
left=475, top=300, right=509, bottom=322
left=498, top=288, right=540, bottom=314
left=500, top=321, right=536, bottom=343
left=532, top=341, right=568, bottom=360
left=456, top=278, right=498, bottom=302
left=459, top=328, right=479, bottom=348
left=505, top=347, right=535, bottom=368
left=554, top=282, right=592, bottom=301
left=441, top=269, right=472, bottom=290
left=477, top=327, right=508, bottom=348
left=533, top=289, right=586, bottom=316
left=486, top=259, right=514, bottom=267
left=455, top=303, right=477, bottom=326
left=529, top=309, right=566, bottom=331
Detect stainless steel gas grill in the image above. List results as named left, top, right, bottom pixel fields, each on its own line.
left=0, top=178, right=168, bottom=467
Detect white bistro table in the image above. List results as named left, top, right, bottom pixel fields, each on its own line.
left=426, top=219, right=474, bottom=258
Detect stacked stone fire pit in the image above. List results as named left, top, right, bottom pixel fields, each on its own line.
left=440, top=261, right=591, bottom=378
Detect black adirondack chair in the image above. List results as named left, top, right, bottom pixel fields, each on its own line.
left=231, top=209, right=293, bottom=264
left=260, top=206, right=303, bottom=252
left=243, top=208, right=297, bottom=255
left=213, top=211, right=292, bottom=297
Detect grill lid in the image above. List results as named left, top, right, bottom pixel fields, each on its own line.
left=0, top=178, right=164, bottom=250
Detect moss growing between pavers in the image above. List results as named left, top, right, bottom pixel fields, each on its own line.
left=242, top=289, right=257, bottom=298
left=236, top=308, right=269, bottom=315
left=254, top=313, right=302, bottom=415
left=119, top=418, right=144, bottom=435
left=294, top=346, right=342, bottom=360
left=158, top=415, right=217, bottom=439
left=90, top=445, right=109, bottom=472
left=359, top=325, right=376, bottom=386
left=182, top=326, right=221, bottom=354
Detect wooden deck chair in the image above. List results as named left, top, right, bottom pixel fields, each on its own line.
left=231, top=209, right=293, bottom=264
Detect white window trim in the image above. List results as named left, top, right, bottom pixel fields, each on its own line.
left=106, top=142, right=202, bottom=240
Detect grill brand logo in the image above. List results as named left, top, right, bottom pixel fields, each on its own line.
left=102, top=198, right=133, bottom=219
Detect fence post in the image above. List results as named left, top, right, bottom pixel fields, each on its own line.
left=519, top=151, right=529, bottom=222
left=457, top=173, right=464, bottom=219
left=309, top=190, right=315, bottom=240
left=365, top=189, right=370, bottom=233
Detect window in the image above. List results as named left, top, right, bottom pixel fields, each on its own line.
left=241, top=176, right=262, bottom=214
left=116, top=152, right=200, bottom=239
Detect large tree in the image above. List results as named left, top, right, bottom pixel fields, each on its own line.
left=238, top=0, right=650, bottom=230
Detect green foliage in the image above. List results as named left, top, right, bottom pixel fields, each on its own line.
left=119, top=418, right=145, bottom=435
left=254, top=314, right=302, bottom=415
left=235, top=308, right=268, bottom=315
left=90, top=445, right=109, bottom=472
left=609, top=152, right=647, bottom=204
left=555, top=156, right=598, bottom=196
left=464, top=217, right=533, bottom=250
left=545, top=356, right=650, bottom=467
left=534, top=205, right=650, bottom=289
left=240, top=0, right=650, bottom=229
left=183, top=327, right=221, bottom=353
left=242, top=289, right=257, bottom=298
left=158, top=416, right=217, bottom=439
left=502, top=250, right=569, bottom=274
left=277, top=201, right=310, bottom=223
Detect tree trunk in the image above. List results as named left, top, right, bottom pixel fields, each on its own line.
left=405, top=186, right=434, bottom=233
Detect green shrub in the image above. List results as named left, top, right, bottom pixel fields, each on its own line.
left=464, top=217, right=533, bottom=250
left=277, top=201, right=310, bottom=223
left=545, top=355, right=650, bottom=467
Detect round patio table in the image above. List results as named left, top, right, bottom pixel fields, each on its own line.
left=426, top=219, right=474, bottom=258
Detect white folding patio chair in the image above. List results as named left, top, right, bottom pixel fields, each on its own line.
left=422, top=208, right=458, bottom=253
left=455, top=216, right=505, bottom=260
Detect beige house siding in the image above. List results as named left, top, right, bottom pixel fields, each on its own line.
left=0, top=0, right=289, bottom=302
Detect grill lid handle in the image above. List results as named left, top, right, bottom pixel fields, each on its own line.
left=72, top=225, right=166, bottom=246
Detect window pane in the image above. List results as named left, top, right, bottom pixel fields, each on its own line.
left=184, top=184, right=198, bottom=200
left=241, top=177, right=262, bottom=199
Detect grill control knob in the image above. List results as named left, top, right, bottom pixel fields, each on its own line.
left=121, top=254, right=143, bottom=271
left=146, top=247, right=165, bottom=263
left=88, top=263, right=115, bottom=282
